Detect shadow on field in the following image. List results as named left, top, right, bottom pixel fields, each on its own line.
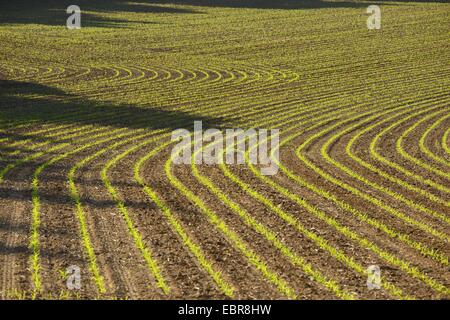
left=0, top=80, right=227, bottom=132
left=0, top=79, right=227, bottom=217
left=1, top=0, right=445, bottom=27
left=0, top=0, right=202, bottom=28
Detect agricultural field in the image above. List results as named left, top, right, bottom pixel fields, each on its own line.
left=0, top=0, right=449, bottom=300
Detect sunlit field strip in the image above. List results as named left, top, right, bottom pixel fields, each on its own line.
left=14, top=65, right=87, bottom=83
left=133, top=141, right=235, bottom=298
left=443, top=128, right=450, bottom=156
left=68, top=64, right=233, bottom=101
left=260, top=106, right=450, bottom=296
left=163, top=89, right=412, bottom=296
left=143, top=66, right=293, bottom=110
left=396, top=109, right=450, bottom=179
left=153, top=67, right=279, bottom=110
left=18, top=66, right=69, bottom=83
left=347, top=102, right=450, bottom=209
left=419, top=113, right=450, bottom=167
left=206, top=102, right=427, bottom=298
left=228, top=78, right=450, bottom=261
left=7, top=17, right=440, bottom=92
left=77, top=66, right=156, bottom=98
left=297, top=104, right=450, bottom=241
left=370, top=108, right=450, bottom=194
left=285, top=104, right=450, bottom=264
left=166, top=149, right=296, bottom=299
left=43, top=66, right=95, bottom=85
left=151, top=58, right=442, bottom=127
left=27, top=65, right=141, bottom=100
left=201, top=75, right=450, bottom=296
left=189, top=105, right=378, bottom=299
left=77, top=65, right=224, bottom=102
left=322, top=103, right=450, bottom=226
left=0, top=19, right=446, bottom=97
left=39, top=65, right=124, bottom=88
left=0, top=63, right=85, bottom=88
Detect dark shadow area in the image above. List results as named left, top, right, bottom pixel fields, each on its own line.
left=0, top=240, right=87, bottom=263
left=0, top=186, right=156, bottom=212
left=0, top=0, right=202, bottom=28
left=0, top=242, right=29, bottom=255
left=0, top=220, right=86, bottom=263
left=0, top=80, right=228, bottom=131
left=0, top=0, right=445, bottom=27
left=0, top=217, right=30, bottom=235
